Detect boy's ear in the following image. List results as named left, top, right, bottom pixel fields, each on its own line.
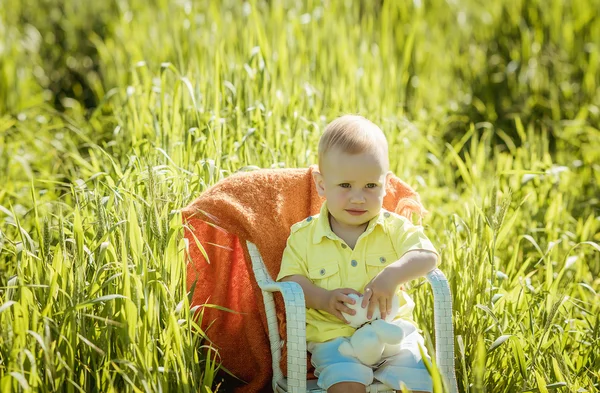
left=312, top=170, right=326, bottom=197
left=383, top=171, right=393, bottom=195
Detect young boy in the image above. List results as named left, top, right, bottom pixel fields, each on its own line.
left=276, top=115, right=438, bottom=393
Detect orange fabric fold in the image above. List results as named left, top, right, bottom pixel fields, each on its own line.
left=182, top=166, right=426, bottom=393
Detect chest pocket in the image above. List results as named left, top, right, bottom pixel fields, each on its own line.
left=308, top=262, right=341, bottom=290
left=366, top=252, right=398, bottom=277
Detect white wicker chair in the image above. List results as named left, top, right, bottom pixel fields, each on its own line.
left=247, top=241, right=458, bottom=393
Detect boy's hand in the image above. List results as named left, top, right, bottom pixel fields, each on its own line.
left=361, top=271, right=398, bottom=320
left=325, top=288, right=361, bottom=323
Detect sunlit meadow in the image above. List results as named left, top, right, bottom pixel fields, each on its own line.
left=1, top=0, right=599, bottom=392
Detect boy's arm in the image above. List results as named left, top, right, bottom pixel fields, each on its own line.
left=362, top=250, right=437, bottom=319
left=361, top=216, right=441, bottom=318
left=379, top=249, right=438, bottom=286
left=281, top=275, right=359, bottom=323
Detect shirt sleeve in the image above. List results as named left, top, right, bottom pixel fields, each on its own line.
left=392, top=217, right=439, bottom=258
left=276, top=230, right=309, bottom=281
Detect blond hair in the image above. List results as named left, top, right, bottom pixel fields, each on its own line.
left=318, top=115, right=388, bottom=169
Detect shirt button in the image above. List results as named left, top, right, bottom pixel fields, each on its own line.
left=320, top=268, right=326, bottom=275
left=384, top=212, right=391, bottom=218
left=351, top=260, right=358, bottom=267
left=307, top=216, right=313, bottom=222
left=380, top=256, right=386, bottom=263
left=341, top=244, right=347, bottom=249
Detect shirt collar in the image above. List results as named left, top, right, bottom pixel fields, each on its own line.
left=312, top=201, right=388, bottom=244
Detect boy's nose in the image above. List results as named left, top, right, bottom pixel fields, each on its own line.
left=350, top=193, right=366, bottom=203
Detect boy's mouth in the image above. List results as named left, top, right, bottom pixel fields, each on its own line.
left=346, top=209, right=367, bottom=216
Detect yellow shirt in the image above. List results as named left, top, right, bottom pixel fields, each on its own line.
left=276, top=202, right=439, bottom=343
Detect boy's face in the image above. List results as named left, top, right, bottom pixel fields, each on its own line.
left=314, top=147, right=390, bottom=230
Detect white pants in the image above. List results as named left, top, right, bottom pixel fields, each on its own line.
left=307, top=320, right=433, bottom=392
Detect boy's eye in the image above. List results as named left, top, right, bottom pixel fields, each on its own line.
left=339, top=183, right=351, bottom=188
left=365, top=183, right=378, bottom=189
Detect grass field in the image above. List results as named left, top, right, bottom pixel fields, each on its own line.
left=1, top=0, right=599, bottom=392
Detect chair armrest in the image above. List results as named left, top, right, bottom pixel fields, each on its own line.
left=425, top=268, right=458, bottom=393
left=247, top=242, right=308, bottom=393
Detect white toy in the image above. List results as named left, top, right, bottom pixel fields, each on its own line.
left=339, top=293, right=406, bottom=366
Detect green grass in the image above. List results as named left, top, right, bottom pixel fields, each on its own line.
left=1, top=0, right=599, bottom=392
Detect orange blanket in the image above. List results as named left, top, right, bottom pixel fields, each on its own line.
left=182, top=166, right=426, bottom=392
